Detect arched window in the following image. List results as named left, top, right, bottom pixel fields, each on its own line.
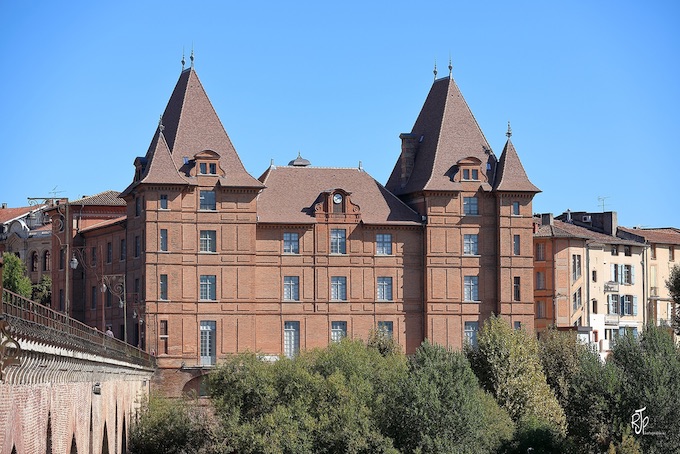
left=31, top=251, right=39, bottom=272
left=43, top=250, right=51, bottom=271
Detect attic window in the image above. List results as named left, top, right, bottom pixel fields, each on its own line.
left=462, top=169, right=479, bottom=181
left=199, top=162, right=217, bottom=175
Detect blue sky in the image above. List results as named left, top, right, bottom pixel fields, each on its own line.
left=1, top=1, right=678, bottom=228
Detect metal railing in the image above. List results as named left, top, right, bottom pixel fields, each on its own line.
left=2, top=289, right=155, bottom=369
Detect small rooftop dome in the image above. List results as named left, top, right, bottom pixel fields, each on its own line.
left=289, top=152, right=311, bottom=167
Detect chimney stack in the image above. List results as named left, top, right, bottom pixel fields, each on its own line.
left=398, top=133, right=419, bottom=187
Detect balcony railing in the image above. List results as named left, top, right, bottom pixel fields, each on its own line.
left=2, top=289, right=155, bottom=369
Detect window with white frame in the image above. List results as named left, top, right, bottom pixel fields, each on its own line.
left=463, top=197, right=479, bottom=215
left=536, top=242, right=545, bottom=261
left=200, top=275, right=216, bottom=300
left=200, top=321, right=216, bottom=365
left=611, top=264, right=635, bottom=285
left=199, top=190, right=216, bottom=210
left=160, top=229, right=168, bottom=252
left=377, top=321, right=393, bottom=338
left=330, top=229, right=346, bottom=254
left=331, top=321, right=347, bottom=342
left=536, top=271, right=546, bottom=290
left=464, top=276, right=479, bottom=301
left=376, top=234, right=392, bottom=255
left=331, top=276, right=347, bottom=301
left=621, top=295, right=637, bottom=316
left=464, top=234, right=478, bottom=255
left=283, top=276, right=300, bottom=301
left=464, top=321, right=479, bottom=347
left=377, top=277, right=393, bottom=301
left=572, top=254, right=582, bottom=281
left=283, top=232, right=299, bottom=254
left=608, top=294, right=620, bottom=315
left=200, top=230, right=217, bottom=253
left=284, top=321, right=300, bottom=358
left=572, top=288, right=582, bottom=311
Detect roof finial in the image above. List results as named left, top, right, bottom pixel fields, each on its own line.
left=190, top=45, right=194, bottom=68
left=506, top=121, right=512, bottom=138
left=433, top=59, right=438, bottom=80
left=181, top=48, right=185, bottom=70
left=159, top=115, right=165, bottom=133
left=448, top=55, right=453, bottom=79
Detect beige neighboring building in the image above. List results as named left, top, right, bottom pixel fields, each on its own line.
left=0, top=204, right=51, bottom=287
left=618, top=227, right=680, bottom=330
left=534, top=212, right=645, bottom=358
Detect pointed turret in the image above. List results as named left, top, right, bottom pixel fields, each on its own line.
left=493, top=138, right=540, bottom=193
left=122, top=67, right=263, bottom=196
left=385, top=76, right=496, bottom=196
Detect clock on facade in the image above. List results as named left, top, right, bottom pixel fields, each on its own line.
left=333, top=193, right=343, bottom=204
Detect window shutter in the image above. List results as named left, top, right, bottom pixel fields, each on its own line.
left=633, top=296, right=638, bottom=316
left=611, top=264, right=616, bottom=281
left=618, top=265, right=624, bottom=284
left=631, top=266, right=635, bottom=284
left=620, top=295, right=625, bottom=315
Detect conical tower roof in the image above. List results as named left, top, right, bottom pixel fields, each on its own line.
left=494, top=138, right=540, bottom=193
left=386, top=76, right=495, bottom=195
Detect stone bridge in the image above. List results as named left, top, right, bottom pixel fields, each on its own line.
left=1, top=288, right=156, bottom=454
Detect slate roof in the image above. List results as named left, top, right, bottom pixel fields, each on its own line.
left=257, top=165, right=423, bottom=225
left=386, top=76, right=494, bottom=195
left=618, top=227, right=680, bottom=245
left=122, top=67, right=263, bottom=196
left=70, top=191, right=126, bottom=206
left=494, top=139, right=540, bottom=192
left=536, top=218, right=641, bottom=246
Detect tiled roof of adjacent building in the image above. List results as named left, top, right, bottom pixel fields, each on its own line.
left=257, top=165, right=423, bottom=225
left=494, top=139, right=540, bottom=192
left=79, top=216, right=127, bottom=234
left=535, top=218, right=641, bottom=246
left=0, top=206, right=39, bottom=224
left=70, top=191, right=126, bottom=206
left=618, top=227, right=680, bottom=245
left=386, top=77, right=496, bottom=195
left=122, top=67, right=263, bottom=196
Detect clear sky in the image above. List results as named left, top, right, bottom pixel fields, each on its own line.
left=1, top=1, right=678, bottom=228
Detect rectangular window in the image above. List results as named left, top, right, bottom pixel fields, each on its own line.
left=283, top=276, right=300, bottom=301
left=91, top=286, right=97, bottom=310
left=464, top=276, right=479, bottom=301
left=200, top=230, right=217, bottom=253
left=671, top=246, right=676, bottom=262
left=536, top=242, right=545, bottom=261
left=377, top=321, right=393, bottom=338
left=120, top=238, right=126, bottom=261
left=572, top=254, right=582, bottom=281
left=330, top=229, right=346, bottom=254
left=200, top=275, right=217, bottom=301
left=513, top=277, right=521, bottom=301
left=134, top=235, right=141, bottom=258
left=608, top=294, right=620, bottom=315
left=106, top=242, right=112, bottom=264
left=621, top=295, right=637, bottom=316
left=160, top=194, right=168, bottom=209
left=200, top=321, right=216, bottom=365
left=513, top=235, right=521, bottom=255
left=91, top=246, right=97, bottom=266
left=611, top=245, right=619, bottom=256
left=59, top=289, right=64, bottom=311
left=283, top=232, right=299, bottom=254
left=377, top=277, right=393, bottom=301
left=514, top=321, right=522, bottom=330
left=59, top=247, right=65, bottom=270
left=135, top=197, right=142, bottom=216
left=376, top=233, right=392, bottom=255
left=106, top=291, right=112, bottom=308
left=650, top=244, right=656, bottom=260
left=199, top=190, right=216, bottom=210
left=463, top=197, right=478, bottom=215
left=536, top=301, right=545, bottom=319
left=512, top=201, right=520, bottom=216
left=160, top=274, right=168, bottom=300
left=624, top=246, right=631, bottom=257
left=464, top=234, right=478, bottom=255
left=592, top=270, right=597, bottom=282
left=160, top=229, right=168, bottom=252
left=464, top=321, right=479, bottom=347
left=612, top=264, right=635, bottom=284
left=284, top=321, right=300, bottom=358
left=210, top=163, right=217, bottom=175
left=159, top=320, right=169, bottom=354
left=536, top=271, right=546, bottom=290
left=200, top=162, right=208, bottom=174
left=331, top=276, right=347, bottom=301
left=462, top=169, right=479, bottom=180
left=573, top=288, right=582, bottom=311
left=331, top=321, right=347, bottom=342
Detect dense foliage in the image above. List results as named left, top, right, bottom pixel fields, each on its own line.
left=129, top=320, right=680, bottom=453
left=2, top=252, right=32, bottom=298
left=667, top=263, right=680, bottom=334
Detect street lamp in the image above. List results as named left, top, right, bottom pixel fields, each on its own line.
left=101, top=274, right=127, bottom=343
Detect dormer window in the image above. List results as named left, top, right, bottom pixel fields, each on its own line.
left=199, top=162, right=217, bottom=175
left=462, top=169, right=479, bottom=181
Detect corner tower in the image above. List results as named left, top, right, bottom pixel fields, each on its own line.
left=386, top=71, right=539, bottom=348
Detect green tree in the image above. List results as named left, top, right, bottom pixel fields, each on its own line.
left=466, top=316, right=567, bottom=447
left=385, top=341, right=513, bottom=453
left=2, top=252, right=32, bottom=298
left=32, top=274, right=51, bottom=305
left=128, top=393, right=218, bottom=454
left=666, top=263, right=680, bottom=335
left=538, top=329, right=582, bottom=409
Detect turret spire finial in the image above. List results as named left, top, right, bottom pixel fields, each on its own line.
left=433, top=59, right=438, bottom=80
left=190, top=45, right=194, bottom=68
left=181, top=48, right=185, bottom=70
left=448, top=55, right=452, bottom=79
left=159, top=115, right=165, bottom=133
left=506, top=121, right=512, bottom=138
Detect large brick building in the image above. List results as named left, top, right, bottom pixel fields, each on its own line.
left=54, top=64, right=539, bottom=395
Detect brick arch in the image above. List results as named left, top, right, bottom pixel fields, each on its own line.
left=182, top=372, right=210, bottom=396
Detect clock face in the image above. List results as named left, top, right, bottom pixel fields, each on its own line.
left=333, top=193, right=343, bottom=204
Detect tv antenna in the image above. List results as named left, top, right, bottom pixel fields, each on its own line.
left=597, top=196, right=609, bottom=212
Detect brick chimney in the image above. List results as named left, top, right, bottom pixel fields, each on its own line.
left=398, top=133, right=419, bottom=187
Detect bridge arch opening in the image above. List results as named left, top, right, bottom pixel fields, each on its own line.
left=182, top=373, right=210, bottom=397
left=121, top=416, right=127, bottom=454
left=69, top=434, right=78, bottom=453
left=102, top=422, right=110, bottom=454
left=46, top=412, right=52, bottom=453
